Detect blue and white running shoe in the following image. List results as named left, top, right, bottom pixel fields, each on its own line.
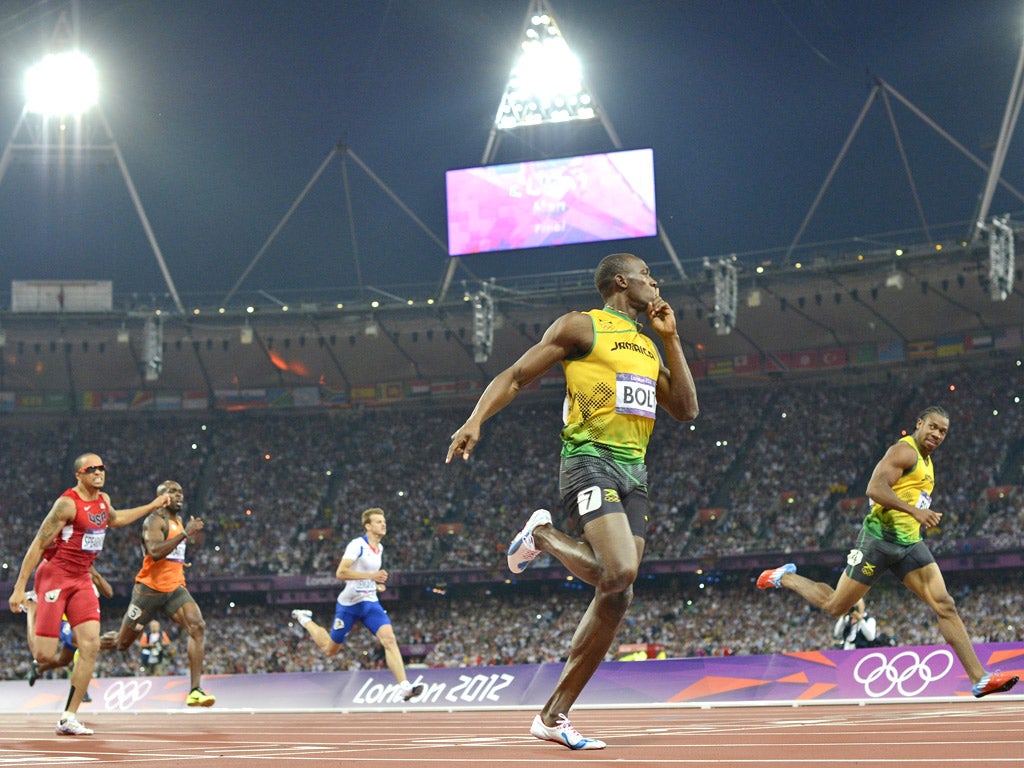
left=530, top=713, right=606, bottom=750
left=506, top=509, right=551, bottom=573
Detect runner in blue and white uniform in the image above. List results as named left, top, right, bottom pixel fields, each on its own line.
left=289, top=507, right=424, bottom=702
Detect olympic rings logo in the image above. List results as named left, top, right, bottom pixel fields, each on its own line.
left=853, top=649, right=955, bottom=697
left=102, top=678, right=153, bottom=710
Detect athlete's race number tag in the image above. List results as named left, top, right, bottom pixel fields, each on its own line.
left=168, top=539, right=187, bottom=562
left=82, top=529, right=106, bottom=552
left=614, top=373, right=657, bottom=419
left=577, top=485, right=603, bottom=516
left=915, top=491, right=932, bottom=510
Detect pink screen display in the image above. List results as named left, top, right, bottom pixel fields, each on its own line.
left=446, top=148, right=656, bottom=256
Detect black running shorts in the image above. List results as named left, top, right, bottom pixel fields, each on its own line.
left=844, top=533, right=937, bottom=585
left=559, top=453, right=649, bottom=539
left=121, top=583, right=195, bottom=630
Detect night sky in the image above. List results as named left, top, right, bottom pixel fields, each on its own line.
left=1, top=0, right=1023, bottom=307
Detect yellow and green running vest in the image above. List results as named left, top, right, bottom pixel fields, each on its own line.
left=864, top=435, right=935, bottom=545
left=560, top=307, right=661, bottom=464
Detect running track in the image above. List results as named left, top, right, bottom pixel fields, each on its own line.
left=1, top=702, right=1021, bottom=766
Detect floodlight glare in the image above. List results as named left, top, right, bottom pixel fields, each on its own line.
left=495, top=13, right=595, bottom=129
left=25, top=51, right=99, bottom=116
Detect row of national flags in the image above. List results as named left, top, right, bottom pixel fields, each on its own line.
left=699, top=326, right=1019, bottom=379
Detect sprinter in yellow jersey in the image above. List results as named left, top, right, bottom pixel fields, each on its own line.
left=758, top=406, right=1018, bottom=698
left=447, top=253, right=698, bottom=748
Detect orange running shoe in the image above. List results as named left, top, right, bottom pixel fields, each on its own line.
left=756, top=563, right=796, bottom=589
left=972, top=670, right=1019, bottom=698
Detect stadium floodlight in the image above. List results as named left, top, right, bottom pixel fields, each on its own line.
left=440, top=0, right=687, bottom=302
left=0, top=9, right=185, bottom=316
left=25, top=51, right=99, bottom=116
left=495, top=12, right=594, bottom=130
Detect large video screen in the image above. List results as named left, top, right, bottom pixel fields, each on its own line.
left=446, top=148, right=657, bottom=256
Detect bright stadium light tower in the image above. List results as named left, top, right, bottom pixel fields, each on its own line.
left=492, top=12, right=595, bottom=131
left=24, top=50, right=99, bottom=116
left=0, top=10, right=185, bottom=317
left=439, top=0, right=687, bottom=301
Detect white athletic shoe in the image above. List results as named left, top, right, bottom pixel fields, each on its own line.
left=530, top=713, right=605, bottom=750
left=290, top=609, right=312, bottom=626
left=55, top=715, right=93, bottom=736
left=506, top=509, right=552, bottom=573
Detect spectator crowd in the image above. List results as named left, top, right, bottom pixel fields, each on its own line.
left=1, top=355, right=1021, bottom=679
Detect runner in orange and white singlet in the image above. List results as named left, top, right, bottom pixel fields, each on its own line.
left=101, top=479, right=215, bottom=707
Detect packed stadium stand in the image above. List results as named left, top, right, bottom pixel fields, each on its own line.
left=1, top=350, right=1021, bottom=680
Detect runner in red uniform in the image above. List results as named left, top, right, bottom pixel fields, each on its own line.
left=6, top=452, right=170, bottom=736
